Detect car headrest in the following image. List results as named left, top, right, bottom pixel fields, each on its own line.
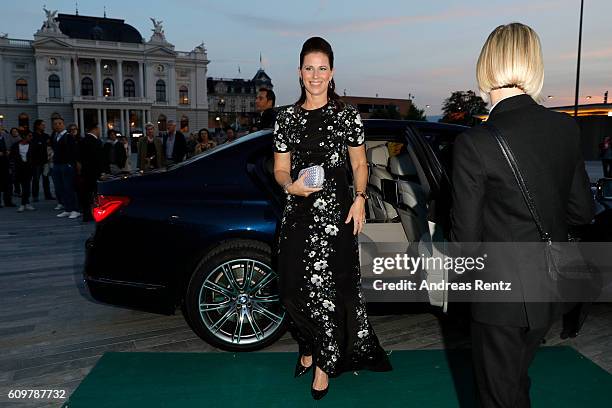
left=389, top=152, right=417, bottom=177
left=366, top=145, right=389, bottom=167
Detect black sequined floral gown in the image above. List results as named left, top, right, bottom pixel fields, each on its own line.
left=273, top=101, right=392, bottom=377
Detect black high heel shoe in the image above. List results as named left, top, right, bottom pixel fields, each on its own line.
left=311, top=368, right=329, bottom=400
left=294, top=354, right=312, bottom=378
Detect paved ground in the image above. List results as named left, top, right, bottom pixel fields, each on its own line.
left=1, top=198, right=611, bottom=408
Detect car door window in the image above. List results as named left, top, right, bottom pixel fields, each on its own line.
left=417, top=129, right=456, bottom=178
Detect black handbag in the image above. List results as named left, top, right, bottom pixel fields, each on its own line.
left=483, top=123, right=594, bottom=301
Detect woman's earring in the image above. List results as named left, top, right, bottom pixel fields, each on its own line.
left=329, top=79, right=335, bottom=90
left=299, top=78, right=304, bottom=88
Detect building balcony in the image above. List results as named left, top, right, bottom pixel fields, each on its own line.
left=39, top=96, right=69, bottom=103
left=71, top=96, right=155, bottom=104
left=0, top=38, right=33, bottom=49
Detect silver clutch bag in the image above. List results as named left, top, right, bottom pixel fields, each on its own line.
left=298, top=165, right=325, bottom=188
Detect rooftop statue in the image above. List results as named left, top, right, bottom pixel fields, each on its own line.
left=149, top=18, right=167, bottom=43
left=42, top=7, right=61, bottom=33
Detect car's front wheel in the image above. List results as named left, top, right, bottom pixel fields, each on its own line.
left=184, top=240, right=287, bottom=351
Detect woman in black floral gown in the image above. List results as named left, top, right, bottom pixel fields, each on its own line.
left=273, top=37, right=392, bottom=400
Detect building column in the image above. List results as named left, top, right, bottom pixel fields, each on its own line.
left=142, top=109, right=146, bottom=127
left=62, top=57, right=73, bottom=100
left=95, top=58, right=102, bottom=97
left=102, top=109, right=107, bottom=137
left=126, top=109, right=131, bottom=135
left=190, top=68, right=197, bottom=109
left=35, top=56, right=47, bottom=103
left=73, top=58, right=80, bottom=96
left=120, top=109, right=124, bottom=135
left=169, top=64, right=177, bottom=106
left=117, top=60, right=123, bottom=98
left=97, top=109, right=102, bottom=130
left=139, top=62, right=145, bottom=98
left=0, top=54, right=5, bottom=103
left=73, top=108, right=78, bottom=128
left=79, top=108, right=85, bottom=132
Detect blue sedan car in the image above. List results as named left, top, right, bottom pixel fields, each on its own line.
left=84, top=119, right=468, bottom=351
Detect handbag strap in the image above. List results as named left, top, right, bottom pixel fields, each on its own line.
left=482, top=123, right=551, bottom=242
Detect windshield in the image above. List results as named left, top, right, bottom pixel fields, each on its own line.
left=169, top=130, right=272, bottom=170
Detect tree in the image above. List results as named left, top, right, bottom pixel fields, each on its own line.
left=404, top=103, right=427, bottom=121
left=440, top=90, right=488, bottom=127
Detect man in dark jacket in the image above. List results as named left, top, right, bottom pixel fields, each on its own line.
left=0, top=129, right=15, bottom=207
left=137, top=122, right=165, bottom=170
left=77, top=122, right=105, bottom=222
left=162, top=120, right=186, bottom=165
left=103, top=129, right=119, bottom=174
left=31, top=119, right=53, bottom=201
left=113, top=136, right=128, bottom=171
left=10, top=132, right=35, bottom=211
left=255, top=88, right=276, bottom=129
left=51, top=116, right=80, bottom=219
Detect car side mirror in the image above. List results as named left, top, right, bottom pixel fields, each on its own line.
left=381, top=179, right=399, bottom=207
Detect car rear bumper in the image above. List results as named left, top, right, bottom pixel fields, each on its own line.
left=84, top=235, right=175, bottom=313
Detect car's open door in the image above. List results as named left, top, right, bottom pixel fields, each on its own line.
left=400, top=125, right=454, bottom=312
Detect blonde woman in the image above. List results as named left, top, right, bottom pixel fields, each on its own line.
left=450, top=23, right=593, bottom=406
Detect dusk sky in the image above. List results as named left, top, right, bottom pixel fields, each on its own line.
left=5, top=0, right=612, bottom=116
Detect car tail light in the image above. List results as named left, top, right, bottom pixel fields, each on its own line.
left=93, top=195, right=131, bottom=223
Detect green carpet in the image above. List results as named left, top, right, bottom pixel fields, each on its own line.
left=62, top=347, right=611, bottom=407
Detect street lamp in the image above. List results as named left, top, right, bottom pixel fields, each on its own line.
left=218, top=99, right=226, bottom=127
left=573, top=0, right=585, bottom=117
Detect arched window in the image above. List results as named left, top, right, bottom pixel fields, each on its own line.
left=180, top=115, right=189, bottom=132
left=81, top=77, right=94, bottom=96
left=16, top=78, right=28, bottom=100
left=48, top=75, right=61, bottom=99
left=123, top=79, right=135, bottom=98
left=103, top=78, right=114, bottom=97
left=157, top=114, right=167, bottom=131
left=156, top=80, right=166, bottom=102
left=179, top=85, right=189, bottom=105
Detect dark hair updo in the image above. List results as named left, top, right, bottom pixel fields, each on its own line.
left=296, top=36, right=342, bottom=106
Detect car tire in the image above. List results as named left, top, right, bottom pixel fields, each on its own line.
left=184, top=239, right=287, bottom=351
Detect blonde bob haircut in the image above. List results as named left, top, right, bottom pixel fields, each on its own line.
left=476, top=23, right=544, bottom=103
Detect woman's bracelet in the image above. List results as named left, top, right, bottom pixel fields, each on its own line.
left=282, top=181, right=292, bottom=194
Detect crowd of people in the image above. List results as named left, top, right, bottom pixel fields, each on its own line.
left=0, top=87, right=277, bottom=222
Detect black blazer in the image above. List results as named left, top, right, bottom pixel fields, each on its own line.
left=10, top=142, right=34, bottom=176
left=163, top=131, right=187, bottom=163
left=450, top=94, right=594, bottom=328
left=30, top=131, right=50, bottom=166
left=114, top=142, right=127, bottom=169
left=258, top=108, right=277, bottom=129
left=78, top=134, right=105, bottom=187
left=51, top=130, right=77, bottom=165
